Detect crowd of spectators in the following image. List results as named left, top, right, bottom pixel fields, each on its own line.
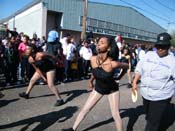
left=0, top=28, right=175, bottom=87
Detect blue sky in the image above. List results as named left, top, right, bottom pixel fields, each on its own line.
left=0, top=0, right=175, bottom=32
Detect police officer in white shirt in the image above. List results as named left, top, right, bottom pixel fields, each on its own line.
left=132, top=32, right=175, bottom=131
left=79, top=39, right=92, bottom=78
left=64, top=36, right=76, bottom=81
left=60, top=33, right=71, bottom=56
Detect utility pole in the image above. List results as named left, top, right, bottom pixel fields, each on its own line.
left=81, top=0, right=87, bottom=40
left=13, top=15, right=15, bottom=29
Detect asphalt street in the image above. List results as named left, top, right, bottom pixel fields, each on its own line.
left=0, top=75, right=174, bottom=131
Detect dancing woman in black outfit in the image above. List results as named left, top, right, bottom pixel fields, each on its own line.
left=121, top=48, right=132, bottom=88
left=19, top=45, right=64, bottom=106
left=63, top=36, right=128, bottom=131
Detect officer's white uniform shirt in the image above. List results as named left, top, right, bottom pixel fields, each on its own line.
left=60, top=37, right=68, bottom=56
left=117, top=42, right=122, bottom=59
left=66, top=43, right=76, bottom=61
left=138, top=49, right=146, bottom=60
left=135, top=51, right=175, bottom=101
left=79, top=46, right=92, bottom=60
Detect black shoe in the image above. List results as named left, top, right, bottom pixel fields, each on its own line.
left=137, top=80, right=141, bottom=84
left=19, top=92, right=29, bottom=99
left=127, top=83, right=132, bottom=88
left=0, top=92, right=5, bottom=98
left=55, top=99, right=64, bottom=106
left=62, top=128, right=74, bottom=131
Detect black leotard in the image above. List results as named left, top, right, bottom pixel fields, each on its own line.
left=121, top=56, right=129, bottom=64
left=92, top=67, right=119, bottom=95
left=34, top=57, right=55, bottom=73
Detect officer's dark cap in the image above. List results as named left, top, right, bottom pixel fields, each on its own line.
left=155, top=32, right=171, bottom=46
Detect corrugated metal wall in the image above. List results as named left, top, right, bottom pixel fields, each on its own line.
left=44, top=0, right=165, bottom=34
left=45, top=0, right=83, bottom=31
left=87, top=2, right=165, bottom=34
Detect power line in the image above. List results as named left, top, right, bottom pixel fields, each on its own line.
left=154, top=0, right=174, bottom=12
left=142, top=0, right=175, bottom=21
left=118, top=0, right=173, bottom=23
left=142, top=0, right=157, bottom=11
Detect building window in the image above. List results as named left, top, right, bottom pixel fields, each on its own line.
left=135, top=29, right=139, bottom=35
left=79, top=16, right=157, bottom=41
left=124, top=26, right=129, bottom=33
left=98, top=20, right=105, bottom=28
left=119, top=25, right=123, bottom=32
left=89, top=18, right=97, bottom=27
left=79, top=16, right=83, bottom=26
left=106, top=22, right=113, bottom=30
left=113, top=24, right=119, bottom=31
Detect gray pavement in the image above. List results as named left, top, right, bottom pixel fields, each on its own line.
left=0, top=75, right=174, bottom=131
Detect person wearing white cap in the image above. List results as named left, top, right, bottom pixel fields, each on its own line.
left=132, top=32, right=175, bottom=131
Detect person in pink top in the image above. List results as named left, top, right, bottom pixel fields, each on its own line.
left=18, top=35, right=30, bottom=82
left=18, top=35, right=29, bottom=60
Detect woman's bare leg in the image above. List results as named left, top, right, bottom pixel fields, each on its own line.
left=26, top=72, right=41, bottom=94
left=73, top=89, right=103, bottom=130
left=127, top=69, right=131, bottom=84
left=46, top=70, right=61, bottom=99
left=108, top=91, right=122, bottom=131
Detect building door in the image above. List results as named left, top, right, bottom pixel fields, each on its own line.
left=46, top=11, right=62, bottom=38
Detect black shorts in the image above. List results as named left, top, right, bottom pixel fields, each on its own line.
left=95, top=83, right=119, bottom=95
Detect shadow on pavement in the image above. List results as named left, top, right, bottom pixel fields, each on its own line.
left=0, top=98, right=19, bottom=108
left=83, top=103, right=175, bottom=131
left=82, top=118, right=113, bottom=131
left=29, top=89, right=90, bottom=104
left=60, top=89, right=90, bottom=104
left=119, top=83, right=129, bottom=87
left=29, top=94, right=55, bottom=99
left=0, top=106, right=78, bottom=131
left=120, top=105, right=145, bottom=131
left=82, top=105, right=144, bottom=131
left=3, top=83, right=28, bottom=90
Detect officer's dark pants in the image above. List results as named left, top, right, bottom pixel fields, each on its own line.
left=47, top=42, right=58, bottom=56
left=82, top=59, right=90, bottom=77
left=65, top=60, right=72, bottom=79
left=143, top=97, right=171, bottom=131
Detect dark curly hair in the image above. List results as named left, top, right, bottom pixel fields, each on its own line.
left=98, top=36, right=119, bottom=60
left=26, top=44, right=38, bottom=58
